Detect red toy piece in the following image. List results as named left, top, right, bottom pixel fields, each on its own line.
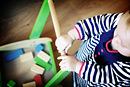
left=34, top=75, right=43, bottom=87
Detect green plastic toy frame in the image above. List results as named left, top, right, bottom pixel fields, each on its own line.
left=30, top=0, right=71, bottom=86
left=0, top=0, right=70, bottom=87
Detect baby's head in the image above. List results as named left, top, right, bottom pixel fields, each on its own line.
left=113, top=10, right=130, bottom=57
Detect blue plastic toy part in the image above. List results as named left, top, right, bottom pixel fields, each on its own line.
left=35, top=44, right=44, bottom=53
left=5, top=49, right=24, bottom=62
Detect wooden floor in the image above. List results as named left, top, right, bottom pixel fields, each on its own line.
left=0, top=0, right=130, bottom=86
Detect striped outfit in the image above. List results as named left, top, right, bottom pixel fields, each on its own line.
left=72, top=13, right=130, bottom=87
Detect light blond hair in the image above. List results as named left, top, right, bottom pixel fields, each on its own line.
left=124, top=10, right=130, bottom=31
left=124, top=10, right=130, bottom=44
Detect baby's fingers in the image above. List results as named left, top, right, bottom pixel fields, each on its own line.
left=57, top=56, right=67, bottom=60
left=57, top=46, right=65, bottom=53
left=59, top=60, right=65, bottom=66
left=55, top=38, right=61, bottom=47
left=60, top=66, right=68, bottom=71
left=60, top=65, right=72, bottom=71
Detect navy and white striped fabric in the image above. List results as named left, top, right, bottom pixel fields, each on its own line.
left=73, top=13, right=130, bottom=86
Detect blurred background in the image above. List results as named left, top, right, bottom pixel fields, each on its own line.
left=0, top=0, right=130, bottom=86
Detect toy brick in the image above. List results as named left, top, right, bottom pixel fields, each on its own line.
left=34, top=56, right=51, bottom=71
left=45, top=70, right=70, bottom=87
left=7, top=80, right=16, bottom=87
left=5, top=49, right=24, bottom=62
left=22, top=81, right=36, bottom=87
left=35, top=44, right=44, bottom=53
left=34, top=75, right=43, bottom=87
left=20, top=52, right=33, bottom=62
left=37, top=51, right=50, bottom=62
left=31, top=64, right=45, bottom=74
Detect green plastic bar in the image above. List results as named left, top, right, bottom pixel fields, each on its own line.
left=34, top=56, right=52, bottom=71
left=7, top=80, right=16, bottom=87
left=29, top=0, right=50, bottom=39
left=44, top=70, right=70, bottom=87
left=48, top=41, right=57, bottom=74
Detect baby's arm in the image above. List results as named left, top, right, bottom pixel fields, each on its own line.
left=56, top=13, right=123, bottom=53
left=58, top=55, right=130, bottom=86
left=78, top=61, right=130, bottom=84
left=58, top=56, right=130, bottom=84
left=73, top=13, right=123, bottom=40
left=55, top=28, right=79, bottom=53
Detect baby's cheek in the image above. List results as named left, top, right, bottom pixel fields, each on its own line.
left=119, top=48, right=130, bottom=57
left=112, top=39, right=118, bottom=48
left=125, top=51, right=130, bottom=57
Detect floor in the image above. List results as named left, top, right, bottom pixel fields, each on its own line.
left=0, top=0, right=130, bottom=87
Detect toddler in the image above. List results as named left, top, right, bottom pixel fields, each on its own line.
left=56, top=11, right=130, bottom=86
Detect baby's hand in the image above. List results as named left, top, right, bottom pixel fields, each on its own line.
left=57, top=55, right=82, bottom=73
left=55, top=34, right=73, bottom=53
